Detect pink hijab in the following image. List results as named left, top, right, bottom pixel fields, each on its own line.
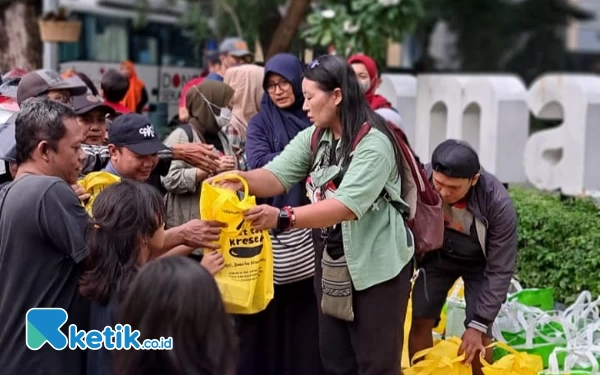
left=223, top=65, right=264, bottom=140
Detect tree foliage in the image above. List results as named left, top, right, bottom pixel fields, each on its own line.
left=137, top=0, right=291, bottom=54
left=415, top=0, right=594, bottom=82
left=302, top=0, right=424, bottom=64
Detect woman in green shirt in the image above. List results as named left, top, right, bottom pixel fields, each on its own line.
left=214, top=55, right=414, bottom=374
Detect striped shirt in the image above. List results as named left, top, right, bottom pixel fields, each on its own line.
left=270, top=228, right=315, bottom=284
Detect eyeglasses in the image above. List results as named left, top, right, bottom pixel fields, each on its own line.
left=266, top=80, right=291, bottom=93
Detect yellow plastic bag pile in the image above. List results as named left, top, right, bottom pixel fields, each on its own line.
left=405, top=337, right=472, bottom=375
left=200, top=174, right=274, bottom=315
left=482, top=342, right=543, bottom=375
left=405, top=337, right=543, bottom=375
left=77, top=171, right=121, bottom=215
left=401, top=277, right=465, bottom=367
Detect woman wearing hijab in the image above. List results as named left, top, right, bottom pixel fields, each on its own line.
left=348, top=53, right=393, bottom=110
left=120, top=60, right=148, bottom=113
left=162, top=80, right=237, bottom=229
left=223, top=64, right=264, bottom=171
left=241, top=53, right=324, bottom=375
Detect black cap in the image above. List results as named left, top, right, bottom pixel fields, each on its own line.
left=431, top=139, right=480, bottom=179
left=17, top=69, right=87, bottom=106
left=108, top=113, right=168, bottom=155
left=72, top=93, right=115, bottom=116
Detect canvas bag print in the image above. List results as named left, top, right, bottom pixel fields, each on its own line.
left=200, top=174, right=274, bottom=315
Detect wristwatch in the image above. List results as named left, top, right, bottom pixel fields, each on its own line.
left=277, top=206, right=295, bottom=232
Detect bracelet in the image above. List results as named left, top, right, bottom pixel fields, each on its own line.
left=282, top=206, right=296, bottom=231
left=289, top=206, right=296, bottom=229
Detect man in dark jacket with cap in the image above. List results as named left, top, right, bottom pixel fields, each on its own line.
left=409, top=139, right=518, bottom=375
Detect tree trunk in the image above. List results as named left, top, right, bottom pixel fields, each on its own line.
left=265, top=0, right=311, bottom=60
left=0, top=1, right=42, bottom=72
left=258, top=7, right=282, bottom=58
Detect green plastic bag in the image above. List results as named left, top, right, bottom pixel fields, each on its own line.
left=539, top=346, right=600, bottom=374
left=509, top=287, right=554, bottom=311
left=493, top=321, right=567, bottom=367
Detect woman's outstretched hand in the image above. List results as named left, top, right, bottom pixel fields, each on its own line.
left=244, top=205, right=279, bottom=231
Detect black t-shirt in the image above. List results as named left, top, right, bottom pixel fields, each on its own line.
left=0, top=175, right=90, bottom=375
left=312, top=139, right=344, bottom=259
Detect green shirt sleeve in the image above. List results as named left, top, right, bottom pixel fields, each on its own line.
left=263, top=126, right=315, bottom=192
left=334, top=129, right=395, bottom=219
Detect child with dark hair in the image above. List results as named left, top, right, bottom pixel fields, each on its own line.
left=116, top=256, right=237, bottom=375
left=80, top=180, right=169, bottom=375
left=100, top=69, right=131, bottom=119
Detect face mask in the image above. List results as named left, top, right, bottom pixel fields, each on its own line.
left=200, top=92, right=232, bottom=128
left=214, top=107, right=232, bottom=128
left=359, top=80, right=371, bottom=94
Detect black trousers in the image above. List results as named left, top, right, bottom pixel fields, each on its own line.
left=315, top=248, right=412, bottom=375
left=236, top=277, right=325, bottom=375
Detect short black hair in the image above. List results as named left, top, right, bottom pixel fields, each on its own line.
left=101, top=69, right=129, bottom=103
left=15, top=97, right=76, bottom=165
left=116, top=256, right=237, bottom=375
left=431, top=139, right=481, bottom=178
left=206, top=51, right=221, bottom=65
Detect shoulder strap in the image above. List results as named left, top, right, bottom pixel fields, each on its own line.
left=309, top=127, right=325, bottom=168
left=351, top=123, right=372, bottom=152
left=310, top=127, right=325, bottom=153
left=179, top=124, right=194, bottom=143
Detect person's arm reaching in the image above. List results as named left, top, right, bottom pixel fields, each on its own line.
left=162, top=219, right=225, bottom=252
left=162, top=128, right=203, bottom=194
left=471, top=196, right=518, bottom=332
left=211, top=127, right=314, bottom=198
left=171, top=143, right=220, bottom=173
left=460, top=192, right=517, bottom=365
left=245, top=198, right=356, bottom=230
left=244, top=130, right=395, bottom=230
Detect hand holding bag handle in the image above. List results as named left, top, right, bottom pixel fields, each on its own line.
left=205, top=173, right=251, bottom=234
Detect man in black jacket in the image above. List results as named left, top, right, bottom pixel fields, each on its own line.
left=409, top=139, right=518, bottom=375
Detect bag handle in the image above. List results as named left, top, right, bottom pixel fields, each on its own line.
left=204, top=174, right=252, bottom=234
left=479, top=341, right=521, bottom=368
left=508, top=278, right=523, bottom=295
left=548, top=346, right=600, bottom=374
left=208, top=173, right=250, bottom=203
left=409, top=337, right=466, bottom=366
left=207, top=173, right=251, bottom=215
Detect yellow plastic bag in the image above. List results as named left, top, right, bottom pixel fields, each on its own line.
left=199, top=174, right=274, bottom=315
left=77, top=171, right=121, bottom=215
left=482, top=342, right=543, bottom=375
left=405, top=337, right=472, bottom=375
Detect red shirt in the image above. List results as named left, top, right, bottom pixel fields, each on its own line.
left=179, top=77, right=205, bottom=109
left=104, top=101, right=131, bottom=115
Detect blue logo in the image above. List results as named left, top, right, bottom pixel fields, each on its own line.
left=26, top=308, right=69, bottom=350
left=26, top=308, right=173, bottom=351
